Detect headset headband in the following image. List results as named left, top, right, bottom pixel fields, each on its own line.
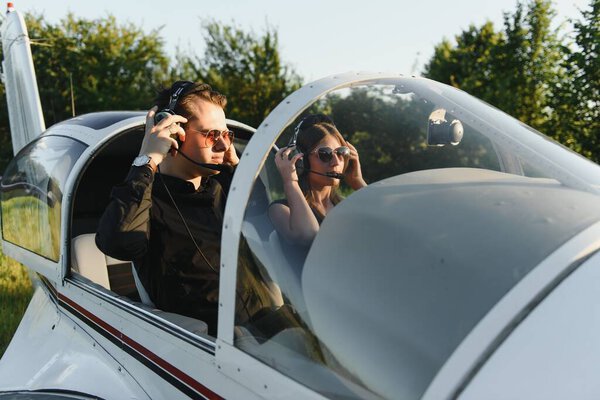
left=166, top=81, right=194, bottom=112
left=288, top=114, right=335, bottom=147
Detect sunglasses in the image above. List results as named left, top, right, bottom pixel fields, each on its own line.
left=310, top=146, right=350, bottom=163
left=189, top=128, right=234, bottom=148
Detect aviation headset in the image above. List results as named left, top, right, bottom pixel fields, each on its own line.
left=154, top=81, right=231, bottom=172
left=154, top=80, right=195, bottom=127
left=287, top=114, right=344, bottom=179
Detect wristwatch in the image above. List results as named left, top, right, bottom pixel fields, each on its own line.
left=132, top=154, right=157, bottom=172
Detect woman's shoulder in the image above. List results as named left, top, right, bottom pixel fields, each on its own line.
left=269, top=198, right=289, bottom=208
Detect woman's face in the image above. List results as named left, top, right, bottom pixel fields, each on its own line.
left=307, top=135, right=346, bottom=187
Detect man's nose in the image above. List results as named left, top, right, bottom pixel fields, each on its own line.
left=212, top=136, right=228, bottom=152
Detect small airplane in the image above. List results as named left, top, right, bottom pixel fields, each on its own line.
left=2, top=4, right=600, bottom=400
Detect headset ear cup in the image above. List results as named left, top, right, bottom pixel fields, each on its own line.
left=295, top=146, right=308, bottom=177
left=295, top=157, right=305, bottom=176
left=302, top=153, right=310, bottom=177
left=154, top=109, right=175, bottom=124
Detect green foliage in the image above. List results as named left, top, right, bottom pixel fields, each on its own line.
left=0, top=248, right=33, bottom=356
left=548, top=0, right=599, bottom=161
left=496, top=0, right=560, bottom=127
left=425, top=22, right=505, bottom=102
left=0, top=116, right=11, bottom=175
left=1, top=196, right=61, bottom=261
left=24, top=13, right=171, bottom=124
left=174, top=21, right=302, bottom=128
left=0, top=13, right=171, bottom=172
left=425, top=0, right=562, bottom=131
left=0, top=15, right=302, bottom=172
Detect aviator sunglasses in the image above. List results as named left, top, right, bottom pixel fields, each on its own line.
left=311, top=146, right=350, bottom=163
left=188, top=128, right=235, bottom=148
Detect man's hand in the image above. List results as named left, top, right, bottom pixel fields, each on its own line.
left=139, top=107, right=188, bottom=165
left=223, top=140, right=240, bottom=167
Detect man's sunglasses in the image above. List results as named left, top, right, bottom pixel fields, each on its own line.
left=189, top=128, right=234, bottom=148
left=311, top=146, right=350, bottom=163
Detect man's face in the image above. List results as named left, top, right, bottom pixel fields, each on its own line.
left=181, top=98, right=228, bottom=173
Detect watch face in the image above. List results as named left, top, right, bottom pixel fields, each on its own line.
left=133, top=155, right=151, bottom=167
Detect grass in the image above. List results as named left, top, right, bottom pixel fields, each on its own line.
left=0, top=246, right=33, bottom=357
left=1, top=196, right=61, bottom=262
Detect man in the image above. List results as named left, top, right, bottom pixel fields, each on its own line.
left=96, top=82, right=238, bottom=336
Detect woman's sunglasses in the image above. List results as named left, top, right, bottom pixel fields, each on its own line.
left=310, top=146, right=350, bottom=163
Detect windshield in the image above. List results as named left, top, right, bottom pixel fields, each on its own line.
left=2, top=136, right=86, bottom=261
left=232, top=78, right=600, bottom=399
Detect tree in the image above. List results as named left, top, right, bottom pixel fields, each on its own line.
left=548, top=0, right=599, bottom=160
left=424, top=22, right=505, bottom=102
left=175, top=21, right=302, bottom=128
left=0, top=13, right=171, bottom=171
left=497, top=0, right=562, bottom=128
left=25, top=13, right=170, bottom=124
left=423, top=1, right=563, bottom=133
left=424, top=0, right=600, bottom=161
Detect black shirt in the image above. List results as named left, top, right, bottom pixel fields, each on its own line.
left=96, top=165, right=229, bottom=335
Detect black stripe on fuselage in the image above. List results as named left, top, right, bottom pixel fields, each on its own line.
left=37, top=277, right=222, bottom=400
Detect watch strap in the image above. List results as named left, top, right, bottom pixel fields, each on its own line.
left=133, top=155, right=158, bottom=173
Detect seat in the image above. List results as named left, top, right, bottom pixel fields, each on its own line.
left=71, top=233, right=126, bottom=290
left=71, top=233, right=208, bottom=335
left=131, top=261, right=155, bottom=307
left=71, top=233, right=154, bottom=305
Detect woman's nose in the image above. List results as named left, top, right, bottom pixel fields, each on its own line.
left=330, top=154, right=341, bottom=166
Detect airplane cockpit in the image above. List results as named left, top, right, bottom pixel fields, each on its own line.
left=1, top=111, right=256, bottom=336
left=225, top=76, right=600, bottom=399
left=3, top=73, right=600, bottom=399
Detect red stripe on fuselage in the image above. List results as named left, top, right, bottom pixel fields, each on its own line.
left=58, top=293, right=224, bottom=400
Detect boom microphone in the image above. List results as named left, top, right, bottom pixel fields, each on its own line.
left=176, top=148, right=234, bottom=173
left=309, top=170, right=345, bottom=179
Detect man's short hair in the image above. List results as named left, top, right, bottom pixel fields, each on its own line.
left=155, top=81, right=227, bottom=120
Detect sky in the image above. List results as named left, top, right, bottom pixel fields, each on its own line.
left=12, top=0, right=592, bottom=82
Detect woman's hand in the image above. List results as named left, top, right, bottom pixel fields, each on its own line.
left=139, top=107, right=187, bottom=165
left=344, top=142, right=367, bottom=190
left=270, top=145, right=320, bottom=245
left=274, top=146, right=303, bottom=183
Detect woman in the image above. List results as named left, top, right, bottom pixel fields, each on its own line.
left=269, top=114, right=367, bottom=245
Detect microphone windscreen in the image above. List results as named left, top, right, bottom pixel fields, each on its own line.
left=325, top=172, right=344, bottom=179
